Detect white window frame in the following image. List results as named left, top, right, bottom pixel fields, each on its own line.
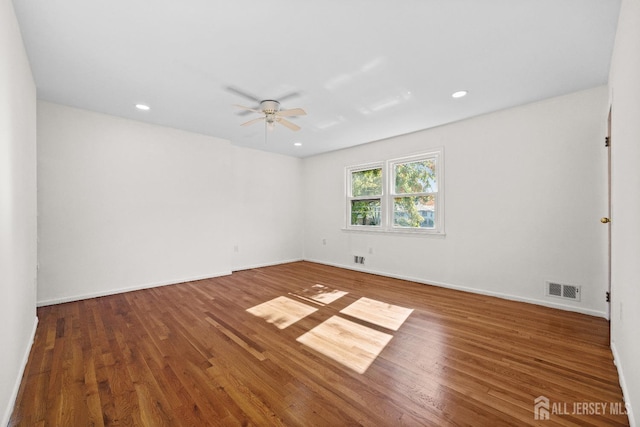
left=345, top=148, right=444, bottom=235
left=345, top=162, right=384, bottom=229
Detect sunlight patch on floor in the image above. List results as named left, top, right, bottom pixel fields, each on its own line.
left=296, top=315, right=393, bottom=374
left=289, top=284, right=348, bottom=306
left=340, top=297, right=413, bottom=331
left=248, top=288, right=413, bottom=373
left=246, top=296, right=317, bottom=329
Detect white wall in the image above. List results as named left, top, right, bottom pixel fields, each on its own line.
left=37, top=102, right=305, bottom=304
left=231, top=146, right=303, bottom=271
left=609, top=0, right=640, bottom=424
left=303, top=86, right=609, bottom=317
left=0, top=0, right=38, bottom=424
left=37, top=102, right=234, bottom=304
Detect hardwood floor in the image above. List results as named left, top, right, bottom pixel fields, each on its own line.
left=11, top=262, right=628, bottom=426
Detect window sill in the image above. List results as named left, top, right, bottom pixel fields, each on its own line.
left=341, top=227, right=446, bottom=237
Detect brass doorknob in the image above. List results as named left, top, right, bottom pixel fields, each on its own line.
left=601, top=217, right=611, bottom=224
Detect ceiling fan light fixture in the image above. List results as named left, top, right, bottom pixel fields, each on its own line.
left=294, top=142, right=302, bottom=147
left=451, top=90, right=468, bottom=99
left=266, top=119, right=276, bottom=131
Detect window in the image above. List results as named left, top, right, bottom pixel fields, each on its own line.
left=347, top=165, right=383, bottom=227
left=391, top=156, right=437, bottom=229
left=346, top=149, right=443, bottom=234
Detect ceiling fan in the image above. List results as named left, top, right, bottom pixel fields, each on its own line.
left=226, top=86, right=306, bottom=131
left=235, top=100, right=306, bottom=131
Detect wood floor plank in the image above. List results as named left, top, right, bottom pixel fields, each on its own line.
left=10, top=261, right=629, bottom=426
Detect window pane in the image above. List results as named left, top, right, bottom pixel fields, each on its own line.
left=352, top=168, right=382, bottom=197
left=351, top=199, right=381, bottom=226
left=394, top=159, right=436, bottom=194
left=393, top=195, right=435, bottom=228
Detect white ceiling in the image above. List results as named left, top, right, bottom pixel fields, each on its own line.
left=12, top=0, right=621, bottom=158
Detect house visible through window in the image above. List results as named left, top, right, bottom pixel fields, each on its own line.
left=346, top=149, right=443, bottom=234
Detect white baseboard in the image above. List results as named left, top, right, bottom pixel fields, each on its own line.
left=36, top=271, right=232, bottom=307
left=2, top=316, right=38, bottom=427
left=232, top=258, right=304, bottom=272
left=611, top=341, right=636, bottom=427
left=37, top=258, right=306, bottom=307
left=304, top=258, right=608, bottom=319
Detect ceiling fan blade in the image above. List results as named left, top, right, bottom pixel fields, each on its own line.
left=241, top=117, right=265, bottom=127
left=233, top=104, right=261, bottom=113
left=277, top=107, right=306, bottom=117
left=225, top=86, right=262, bottom=103
left=277, top=91, right=301, bottom=103
left=276, top=117, right=301, bottom=131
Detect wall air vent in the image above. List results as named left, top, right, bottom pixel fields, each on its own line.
left=546, top=281, right=581, bottom=302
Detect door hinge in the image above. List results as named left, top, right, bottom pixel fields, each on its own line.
left=605, top=136, right=610, bottom=147
left=606, top=291, right=610, bottom=303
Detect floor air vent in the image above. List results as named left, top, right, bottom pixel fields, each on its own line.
left=546, top=281, right=581, bottom=302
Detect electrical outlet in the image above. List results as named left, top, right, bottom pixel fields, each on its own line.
left=322, top=238, right=327, bottom=245
left=233, top=245, right=239, bottom=253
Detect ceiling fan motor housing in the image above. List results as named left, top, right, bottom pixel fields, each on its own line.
left=260, top=100, right=280, bottom=114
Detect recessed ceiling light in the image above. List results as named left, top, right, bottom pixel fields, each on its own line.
left=452, top=90, right=468, bottom=99
left=294, top=142, right=302, bottom=147
left=135, top=104, right=150, bottom=111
